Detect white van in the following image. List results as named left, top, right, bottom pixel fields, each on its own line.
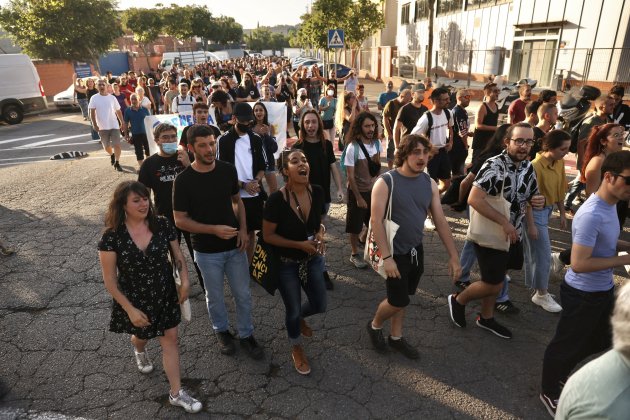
left=160, top=51, right=221, bottom=71
left=0, top=54, right=47, bottom=124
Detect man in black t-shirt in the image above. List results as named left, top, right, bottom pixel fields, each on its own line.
left=138, top=123, right=205, bottom=291
left=173, top=124, right=264, bottom=360
left=450, top=89, right=473, bottom=176
left=393, top=84, right=428, bottom=148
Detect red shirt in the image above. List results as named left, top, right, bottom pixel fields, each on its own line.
left=508, top=99, right=527, bottom=123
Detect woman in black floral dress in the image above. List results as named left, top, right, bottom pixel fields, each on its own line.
left=98, top=181, right=202, bottom=413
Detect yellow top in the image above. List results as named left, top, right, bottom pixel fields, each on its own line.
left=532, top=152, right=567, bottom=205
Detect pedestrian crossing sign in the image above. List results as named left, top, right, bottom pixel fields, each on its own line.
left=328, top=29, right=344, bottom=48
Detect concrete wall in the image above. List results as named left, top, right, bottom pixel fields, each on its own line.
left=32, top=60, right=86, bottom=97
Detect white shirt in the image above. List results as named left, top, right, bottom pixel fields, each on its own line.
left=88, top=94, right=121, bottom=130
left=411, top=109, right=453, bottom=148
left=343, top=141, right=378, bottom=167
left=139, top=96, right=152, bottom=111
left=234, top=134, right=257, bottom=198
left=171, top=94, right=195, bottom=113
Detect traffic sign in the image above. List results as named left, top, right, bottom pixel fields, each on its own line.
left=328, top=29, right=344, bottom=49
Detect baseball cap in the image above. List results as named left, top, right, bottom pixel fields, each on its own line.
left=412, top=83, right=426, bottom=92
left=233, top=102, right=254, bottom=122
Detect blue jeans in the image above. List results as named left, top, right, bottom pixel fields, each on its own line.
left=277, top=255, right=327, bottom=343
left=77, top=98, right=88, bottom=119
left=523, top=206, right=552, bottom=290
left=194, top=248, right=254, bottom=338
left=564, top=178, right=584, bottom=210
left=460, top=207, right=510, bottom=302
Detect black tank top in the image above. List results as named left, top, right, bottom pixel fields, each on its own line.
left=472, top=102, right=499, bottom=150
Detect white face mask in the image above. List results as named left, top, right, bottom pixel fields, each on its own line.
left=327, top=89, right=334, bottom=96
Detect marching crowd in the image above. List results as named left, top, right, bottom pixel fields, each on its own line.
left=93, top=55, right=630, bottom=417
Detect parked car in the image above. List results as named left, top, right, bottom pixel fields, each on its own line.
left=53, top=76, right=117, bottom=112
left=318, top=63, right=352, bottom=78
left=393, top=55, right=417, bottom=79
left=0, top=54, right=48, bottom=124
left=291, top=58, right=322, bottom=70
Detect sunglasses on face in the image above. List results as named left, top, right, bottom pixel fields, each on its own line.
left=613, top=173, right=630, bottom=185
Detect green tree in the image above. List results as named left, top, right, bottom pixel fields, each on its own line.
left=0, top=0, right=121, bottom=62
left=160, top=5, right=195, bottom=50
left=343, top=0, right=384, bottom=67
left=189, top=6, right=216, bottom=50
left=122, top=8, right=163, bottom=69
left=245, top=27, right=272, bottom=51
left=214, top=16, right=243, bottom=46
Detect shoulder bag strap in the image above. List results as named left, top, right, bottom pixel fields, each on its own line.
left=385, top=172, right=394, bottom=221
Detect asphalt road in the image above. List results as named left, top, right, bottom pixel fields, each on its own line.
left=0, top=83, right=626, bottom=419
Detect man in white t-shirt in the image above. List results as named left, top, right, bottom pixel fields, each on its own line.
left=344, top=112, right=382, bottom=268
left=217, top=103, right=268, bottom=263
left=411, top=87, right=454, bottom=193
left=88, top=79, right=126, bottom=171
left=171, top=82, right=195, bottom=114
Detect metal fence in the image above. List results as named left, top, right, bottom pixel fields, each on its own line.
left=393, top=47, right=630, bottom=87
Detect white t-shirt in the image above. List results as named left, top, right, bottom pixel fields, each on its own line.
left=171, top=95, right=195, bottom=114
left=88, top=94, right=121, bottom=130
left=344, top=75, right=358, bottom=93
left=140, top=96, right=152, bottom=111
left=234, top=134, right=257, bottom=198
left=343, top=141, right=378, bottom=167
left=411, top=110, right=453, bottom=148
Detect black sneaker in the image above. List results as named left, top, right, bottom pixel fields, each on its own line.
left=448, top=294, right=466, bottom=328
left=366, top=320, right=387, bottom=353
left=454, top=280, right=470, bottom=291
left=476, top=316, right=512, bottom=339
left=539, top=393, right=559, bottom=418
left=240, top=335, right=264, bottom=360
left=494, top=300, right=520, bottom=315
left=387, top=336, right=419, bottom=359
left=323, top=271, right=334, bottom=290
left=113, top=162, right=123, bottom=172
left=110, top=153, right=115, bottom=165
left=216, top=330, right=236, bottom=355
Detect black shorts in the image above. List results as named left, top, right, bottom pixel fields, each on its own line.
left=474, top=241, right=524, bottom=285
left=345, top=189, right=371, bottom=234
left=323, top=119, right=335, bottom=129
left=386, top=138, right=395, bottom=161
left=427, top=147, right=452, bottom=181
left=386, top=245, right=424, bottom=308
left=242, top=195, right=264, bottom=232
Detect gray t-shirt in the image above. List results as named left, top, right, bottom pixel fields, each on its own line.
left=382, top=170, right=432, bottom=255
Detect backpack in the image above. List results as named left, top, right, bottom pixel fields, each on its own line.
left=340, top=140, right=381, bottom=176
left=424, top=109, right=451, bottom=143
left=569, top=114, right=591, bottom=153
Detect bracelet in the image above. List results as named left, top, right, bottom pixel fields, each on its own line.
left=382, top=255, right=392, bottom=260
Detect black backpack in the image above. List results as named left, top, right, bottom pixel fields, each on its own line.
left=569, top=114, right=591, bottom=153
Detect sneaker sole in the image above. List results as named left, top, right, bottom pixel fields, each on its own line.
left=448, top=295, right=465, bottom=328
left=291, top=355, right=311, bottom=375
left=169, top=399, right=202, bottom=414
left=539, top=394, right=557, bottom=418
left=475, top=319, right=512, bottom=339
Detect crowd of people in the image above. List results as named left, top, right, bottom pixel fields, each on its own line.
left=94, top=55, right=630, bottom=416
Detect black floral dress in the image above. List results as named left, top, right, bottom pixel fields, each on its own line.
left=98, top=216, right=181, bottom=339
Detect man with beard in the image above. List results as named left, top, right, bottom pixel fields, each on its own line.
left=173, top=124, right=264, bottom=360
left=508, top=83, right=532, bottom=124
left=137, top=123, right=204, bottom=291
left=366, top=134, right=461, bottom=358
left=393, top=84, right=428, bottom=148
left=344, top=112, right=382, bottom=269
left=448, top=122, right=544, bottom=339
left=382, top=89, right=411, bottom=169
left=292, top=110, right=344, bottom=289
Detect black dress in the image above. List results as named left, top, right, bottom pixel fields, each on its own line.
left=98, top=216, right=180, bottom=339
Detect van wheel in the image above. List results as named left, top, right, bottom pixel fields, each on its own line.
left=2, top=104, right=24, bottom=124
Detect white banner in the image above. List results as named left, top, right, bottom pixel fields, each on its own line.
left=144, top=102, right=287, bottom=158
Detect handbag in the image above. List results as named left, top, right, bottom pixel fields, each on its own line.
left=249, top=231, right=279, bottom=295
left=356, top=140, right=382, bottom=177
left=466, top=166, right=511, bottom=252
left=364, top=172, right=400, bottom=278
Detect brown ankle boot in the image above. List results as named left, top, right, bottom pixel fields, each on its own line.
left=291, top=345, right=311, bottom=375
left=300, top=319, right=313, bottom=337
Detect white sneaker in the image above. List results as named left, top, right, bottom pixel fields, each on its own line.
left=169, top=389, right=203, bottom=413
left=424, top=217, right=435, bottom=231
left=134, top=349, right=153, bottom=374
left=550, top=252, right=565, bottom=275
left=532, top=293, right=562, bottom=313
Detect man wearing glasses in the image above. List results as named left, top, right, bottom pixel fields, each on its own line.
left=540, top=150, right=630, bottom=417
left=448, top=122, right=544, bottom=339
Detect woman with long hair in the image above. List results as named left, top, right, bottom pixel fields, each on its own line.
left=98, top=181, right=201, bottom=413
left=189, top=79, right=207, bottom=103
left=252, top=101, right=279, bottom=193
left=236, top=71, right=260, bottom=102
left=335, top=90, right=360, bottom=150
left=319, top=84, right=337, bottom=143
left=262, top=150, right=327, bottom=375
left=292, top=87, right=312, bottom=137
left=73, top=73, right=89, bottom=120
left=524, top=130, right=572, bottom=312
left=582, top=123, right=625, bottom=196
left=209, top=90, right=234, bottom=133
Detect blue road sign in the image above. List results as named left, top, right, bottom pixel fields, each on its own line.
left=328, top=29, right=344, bottom=49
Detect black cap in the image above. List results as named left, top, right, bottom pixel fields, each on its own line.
left=412, top=83, right=426, bottom=92
left=233, top=102, right=254, bottom=122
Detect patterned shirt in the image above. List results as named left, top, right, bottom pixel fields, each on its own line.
left=473, top=150, right=539, bottom=239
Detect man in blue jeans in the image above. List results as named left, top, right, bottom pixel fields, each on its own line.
left=540, top=151, right=630, bottom=417
left=173, top=124, right=264, bottom=360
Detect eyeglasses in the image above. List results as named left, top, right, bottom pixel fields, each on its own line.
left=510, top=138, right=535, bottom=146
left=613, top=173, right=630, bottom=185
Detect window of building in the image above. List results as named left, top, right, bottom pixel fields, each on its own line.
left=415, top=0, right=430, bottom=21
left=466, top=0, right=511, bottom=10
left=437, top=0, right=462, bottom=16
left=401, top=3, right=411, bottom=25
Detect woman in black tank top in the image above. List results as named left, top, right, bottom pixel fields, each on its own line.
left=472, top=102, right=499, bottom=161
